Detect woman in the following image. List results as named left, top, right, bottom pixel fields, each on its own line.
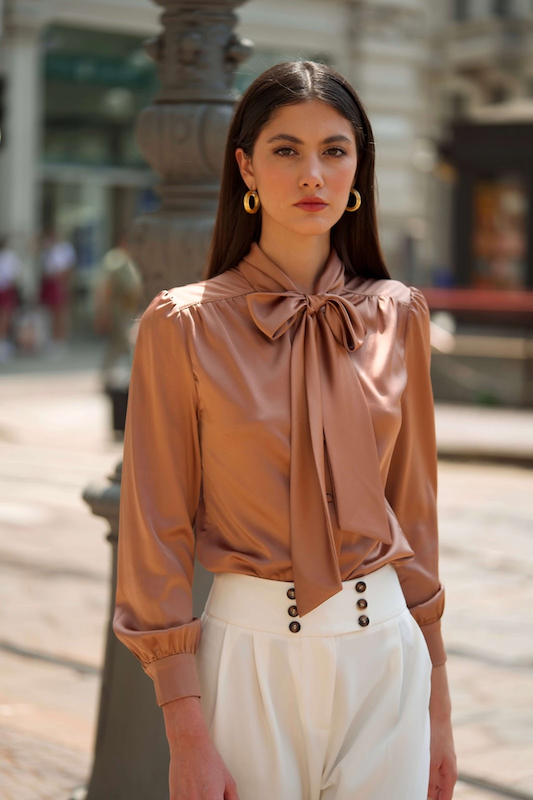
left=113, top=60, right=457, bottom=800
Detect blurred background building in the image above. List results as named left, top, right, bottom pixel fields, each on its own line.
left=0, top=0, right=532, bottom=401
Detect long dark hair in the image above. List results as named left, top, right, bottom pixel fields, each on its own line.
left=205, top=60, right=390, bottom=281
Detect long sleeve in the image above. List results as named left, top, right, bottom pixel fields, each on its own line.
left=112, top=289, right=203, bottom=705
left=385, top=286, right=446, bottom=666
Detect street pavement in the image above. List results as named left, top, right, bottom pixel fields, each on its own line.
left=0, top=342, right=532, bottom=799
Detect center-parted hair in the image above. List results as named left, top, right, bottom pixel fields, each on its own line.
left=205, top=60, right=390, bottom=281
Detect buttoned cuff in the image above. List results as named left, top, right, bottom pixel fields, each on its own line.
left=144, top=653, right=201, bottom=706
left=419, top=618, right=447, bottom=667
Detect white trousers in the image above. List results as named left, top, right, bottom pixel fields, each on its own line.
left=196, top=564, right=432, bottom=800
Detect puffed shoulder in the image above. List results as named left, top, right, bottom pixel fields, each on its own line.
left=408, top=285, right=430, bottom=318
left=146, top=269, right=252, bottom=315
left=406, top=286, right=431, bottom=333
left=141, top=288, right=186, bottom=324
left=405, top=286, right=432, bottom=359
left=344, top=273, right=412, bottom=304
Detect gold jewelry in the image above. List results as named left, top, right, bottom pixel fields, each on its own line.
left=243, top=189, right=260, bottom=214
left=345, top=188, right=362, bottom=212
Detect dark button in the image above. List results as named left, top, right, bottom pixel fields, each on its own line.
left=326, top=493, right=333, bottom=503
left=288, top=605, right=299, bottom=617
left=287, top=587, right=296, bottom=600
left=355, top=581, right=367, bottom=593
left=289, top=621, right=301, bottom=633
left=357, top=598, right=368, bottom=610
left=358, top=615, right=370, bottom=627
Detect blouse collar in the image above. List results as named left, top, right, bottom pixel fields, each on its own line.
left=236, top=240, right=347, bottom=296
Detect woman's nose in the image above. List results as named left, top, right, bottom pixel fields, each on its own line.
left=298, top=157, right=324, bottom=188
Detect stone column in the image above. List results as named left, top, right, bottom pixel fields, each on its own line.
left=129, top=0, right=252, bottom=304
left=80, top=3, right=252, bottom=799
left=0, top=20, right=43, bottom=297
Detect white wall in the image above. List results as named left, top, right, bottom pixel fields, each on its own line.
left=237, top=0, right=349, bottom=67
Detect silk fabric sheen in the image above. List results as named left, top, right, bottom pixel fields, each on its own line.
left=113, top=241, right=446, bottom=707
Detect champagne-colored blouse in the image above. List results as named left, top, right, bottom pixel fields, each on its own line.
left=113, top=241, right=446, bottom=708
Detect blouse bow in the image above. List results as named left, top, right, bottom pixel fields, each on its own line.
left=239, top=243, right=392, bottom=617
left=245, top=290, right=366, bottom=352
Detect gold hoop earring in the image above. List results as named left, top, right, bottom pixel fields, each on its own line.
left=243, top=189, right=260, bottom=214
left=345, top=188, right=362, bottom=212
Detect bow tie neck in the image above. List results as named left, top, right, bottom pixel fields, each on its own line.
left=238, top=243, right=392, bottom=616
left=246, top=290, right=366, bottom=352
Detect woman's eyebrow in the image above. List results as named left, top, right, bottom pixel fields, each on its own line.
left=266, top=133, right=352, bottom=145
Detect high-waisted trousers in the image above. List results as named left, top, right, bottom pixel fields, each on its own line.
left=195, top=563, right=432, bottom=800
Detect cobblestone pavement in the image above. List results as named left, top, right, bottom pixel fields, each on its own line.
left=0, top=350, right=532, bottom=799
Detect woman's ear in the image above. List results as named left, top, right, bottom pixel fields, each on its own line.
left=235, top=147, right=255, bottom=189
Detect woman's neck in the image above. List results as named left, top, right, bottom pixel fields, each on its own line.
left=257, top=227, right=332, bottom=295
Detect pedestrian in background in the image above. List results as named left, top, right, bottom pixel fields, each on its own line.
left=38, top=228, right=76, bottom=351
left=93, top=232, right=142, bottom=384
left=0, top=236, right=22, bottom=363
left=113, top=60, right=457, bottom=800
left=93, top=233, right=143, bottom=437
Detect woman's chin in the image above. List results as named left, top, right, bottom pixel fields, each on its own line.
left=269, top=215, right=335, bottom=238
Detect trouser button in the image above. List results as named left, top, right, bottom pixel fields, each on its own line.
left=289, top=621, right=301, bottom=633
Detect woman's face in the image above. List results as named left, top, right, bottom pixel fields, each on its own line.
left=235, top=99, right=358, bottom=238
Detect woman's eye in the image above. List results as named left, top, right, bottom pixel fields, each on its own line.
left=273, top=147, right=347, bottom=158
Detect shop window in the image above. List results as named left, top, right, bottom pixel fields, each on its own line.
left=471, top=175, right=528, bottom=289
left=42, top=25, right=157, bottom=169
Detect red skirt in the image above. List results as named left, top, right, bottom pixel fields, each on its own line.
left=40, top=276, right=69, bottom=309
left=0, top=286, right=18, bottom=312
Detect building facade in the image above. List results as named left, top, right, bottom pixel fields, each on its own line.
left=0, top=0, right=434, bottom=316
left=0, top=0, right=531, bottom=333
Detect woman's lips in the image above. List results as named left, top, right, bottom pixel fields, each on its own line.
left=294, top=201, right=328, bottom=212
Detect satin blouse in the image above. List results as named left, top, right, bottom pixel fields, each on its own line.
left=113, top=241, right=446, bottom=708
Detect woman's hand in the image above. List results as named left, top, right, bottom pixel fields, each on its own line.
left=163, top=695, right=240, bottom=800
left=428, top=663, right=458, bottom=800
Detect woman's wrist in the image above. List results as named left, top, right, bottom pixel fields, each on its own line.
left=162, top=695, right=210, bottom=743
left=429, top=663, right=453, bottom=719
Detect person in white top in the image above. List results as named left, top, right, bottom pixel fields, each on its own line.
left=39, top=229, right=77, bottom=345
left=0, top=236, right=21, bottom=362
